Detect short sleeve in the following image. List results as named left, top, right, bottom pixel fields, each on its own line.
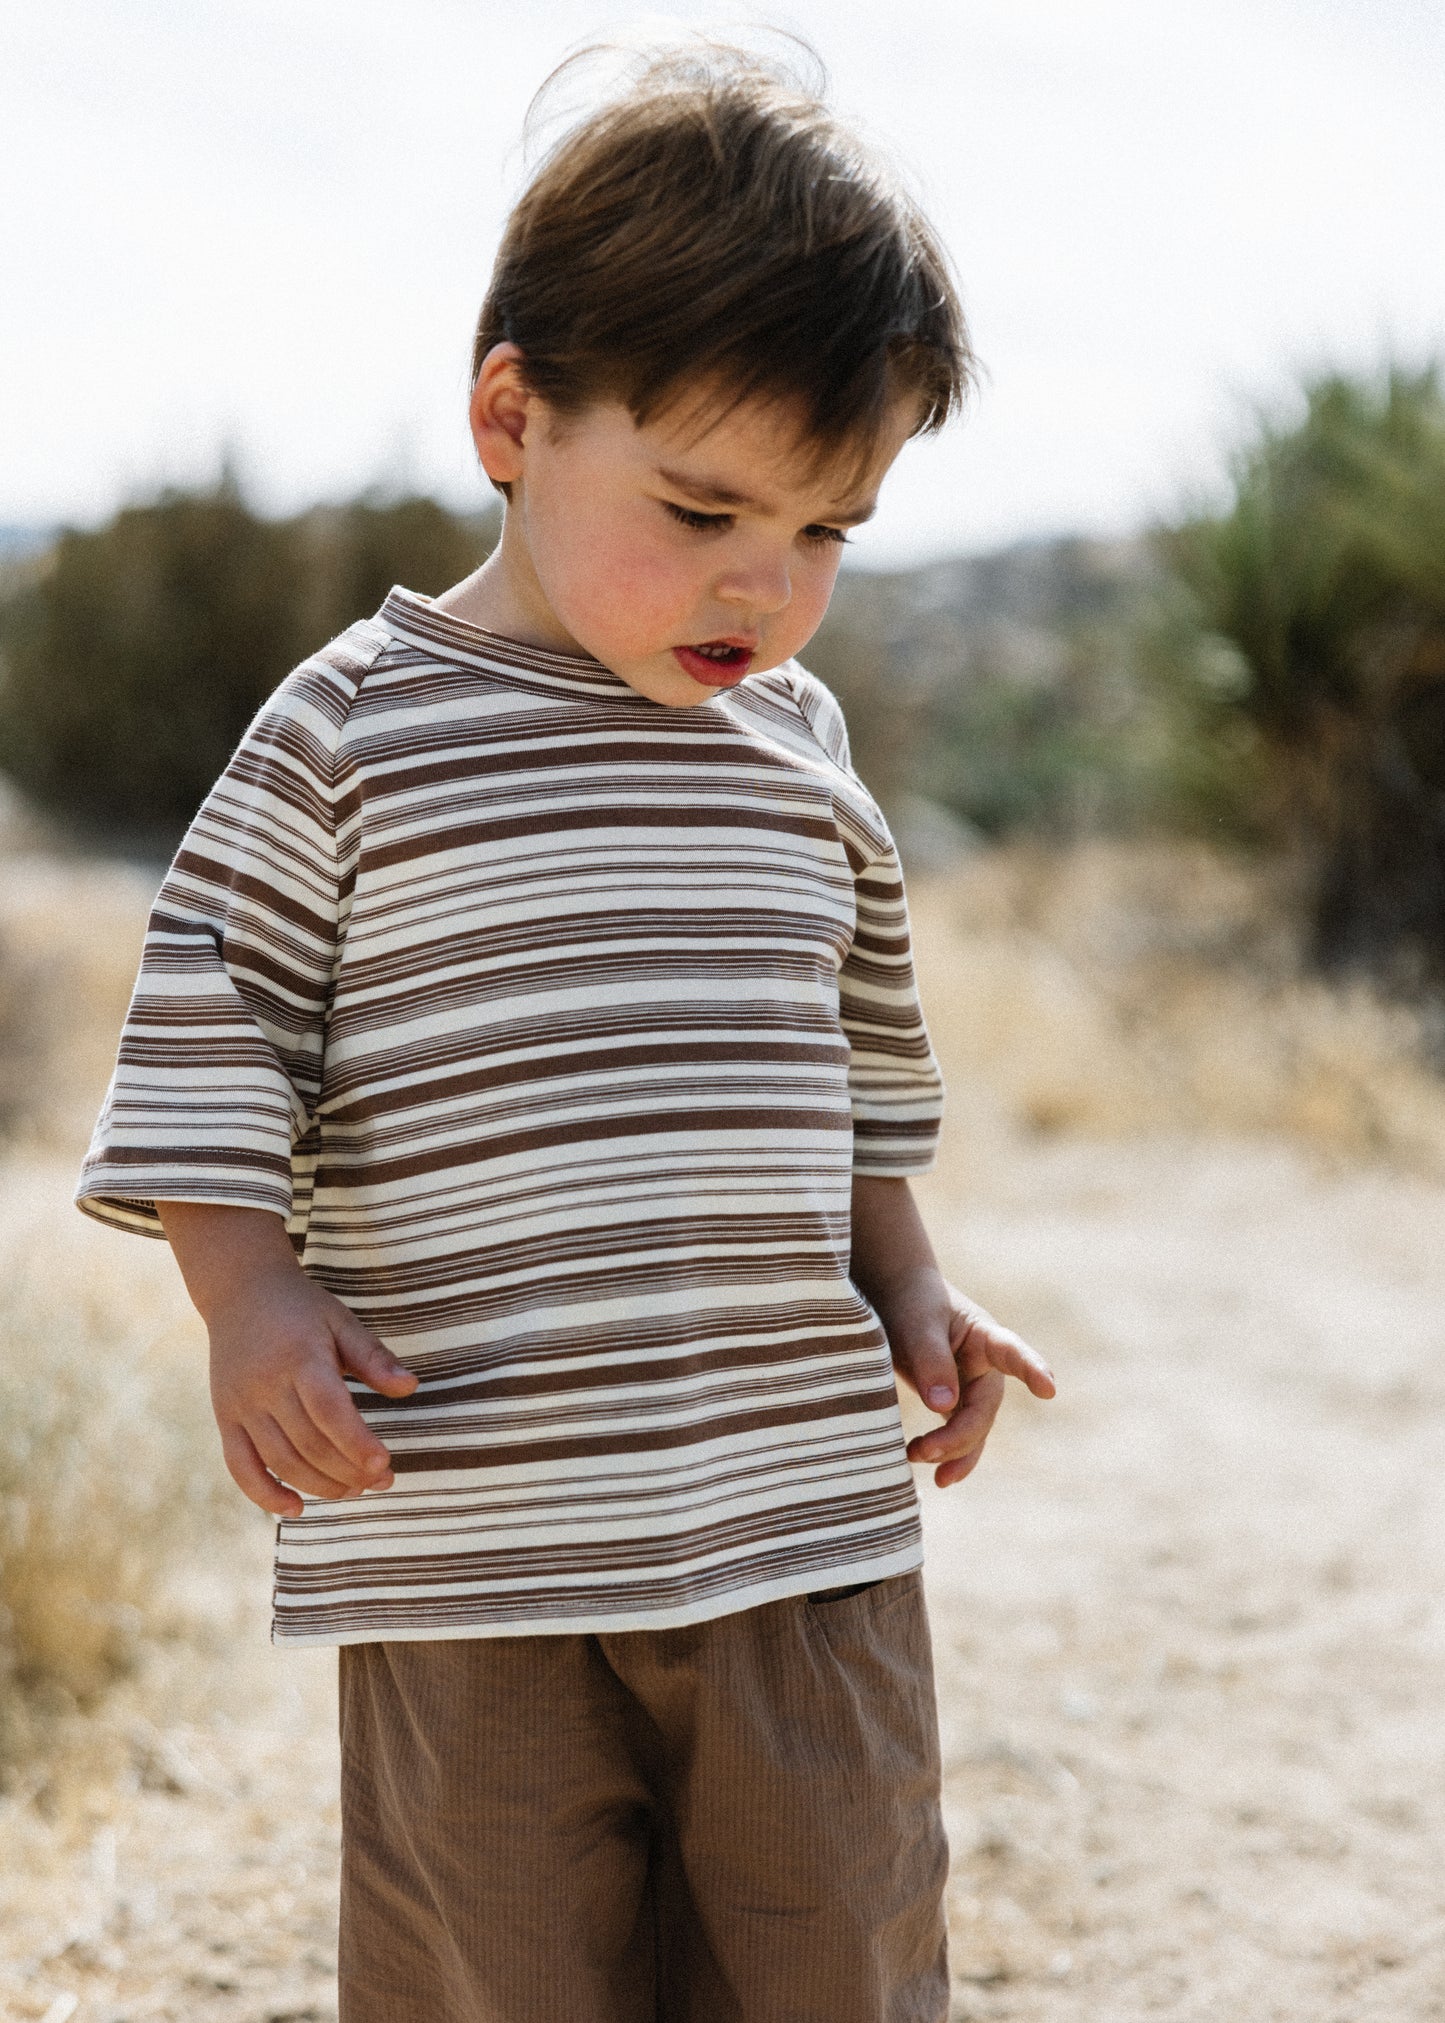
left=838, top=836, right=945, bottom=1175
left=74, top=637, right=368, bottom=1237
left=784, top=666, right=946, bottom=1176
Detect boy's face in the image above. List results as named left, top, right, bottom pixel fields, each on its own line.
left=475, top=364, right=917, bottom=708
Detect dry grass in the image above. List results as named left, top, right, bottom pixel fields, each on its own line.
left=0, top=808, right=224, bottom=1764
left=0, top=1161, right=248, bottom=1767
left=911, top=837, right=1445, bottom=1175
left=0, top=850, right=162, bottom=1152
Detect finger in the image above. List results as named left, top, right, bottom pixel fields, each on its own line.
left=252, top=1414, right=377, bottom=1502
left=979, top=1335, right=1056, bottom=1397
left=335, top=1317, right=419, bottom=1398
left=220, top=1423, right=305, bottom=1520
left=982, top=1331, right=1056, bottom=1397
left=292, top=1365, right=395, bottom=1481
left=952, top=1308, right=1057, bottom=1397
left=274, top=1390, right=387, bottom=1491
left=891, top=1331, right=960, bottom=1414
left=907, top=1370, right=1005, bottom=1465
left=934, top=1447, right=985, bottom=1490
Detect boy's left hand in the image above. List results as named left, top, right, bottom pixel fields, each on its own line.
left=883, top=1271, right=1056, bottom=1488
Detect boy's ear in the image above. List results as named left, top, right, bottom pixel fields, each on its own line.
left=469, top=343, right=532, bottom=487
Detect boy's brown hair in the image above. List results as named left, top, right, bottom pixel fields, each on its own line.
left=472, top=36, right=975, bottom=473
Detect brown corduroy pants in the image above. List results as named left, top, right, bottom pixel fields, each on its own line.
left=336, top=1570, right=950, bottom=2022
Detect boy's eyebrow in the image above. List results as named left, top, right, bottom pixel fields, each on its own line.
left=654, top=465, right=878, bottom=525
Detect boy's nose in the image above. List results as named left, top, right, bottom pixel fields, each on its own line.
left=714, top=560, right=792, bottom=616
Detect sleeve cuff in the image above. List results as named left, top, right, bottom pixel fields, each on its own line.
left=850, top=1151, right=940, bottom=1177
left=74, top=1155, right=294, bottom=1238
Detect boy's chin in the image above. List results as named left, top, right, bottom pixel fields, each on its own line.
left=601, top=654, right=724, bottom=707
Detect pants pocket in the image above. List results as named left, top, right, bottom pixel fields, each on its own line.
left=806, top=1576, right=888, bottom=1604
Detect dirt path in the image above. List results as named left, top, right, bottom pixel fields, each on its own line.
left=7, top=1127, right=1445, bottom=2022
left=916, top=1133, right=1445, bottom=2021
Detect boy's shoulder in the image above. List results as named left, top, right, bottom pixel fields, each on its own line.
left=740, top=663, right=896, bottom=868
left=246, top=617, right=394, bottom=747
left=743, top=660, right=855, bottom=775
left=301, top=616, right=394, bottom=713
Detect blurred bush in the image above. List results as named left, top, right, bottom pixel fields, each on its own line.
left=806, top=535, right=1251, bottom=844
left=1161, top=362, right=1445, bottom=987
left=0, top=479, right=497, bottom=849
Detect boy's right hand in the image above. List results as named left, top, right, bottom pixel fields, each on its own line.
left=156, top=1201, right=419, bottom=1520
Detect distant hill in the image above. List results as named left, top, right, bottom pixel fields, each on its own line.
left=807, top=534, right=1166, bottom=842
left=852, top=530, right=1156, bottom=622
left=825, top=532, right=1157, bottom=683
left=0, top=525, right=55, bottom=563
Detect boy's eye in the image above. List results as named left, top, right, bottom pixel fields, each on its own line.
left=661, top=501, right=850, bottom=547
left=664, top=502, right=734, bottom=533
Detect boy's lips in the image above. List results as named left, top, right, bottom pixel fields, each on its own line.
left=673, top=639, right=756, bottom=686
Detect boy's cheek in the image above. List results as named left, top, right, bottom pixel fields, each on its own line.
left=545, top=527, right=694, bottom=656
left=781, top=564, right=843, bottom=659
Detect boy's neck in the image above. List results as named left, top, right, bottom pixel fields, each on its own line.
left=432, top=513, right=586, bottom=657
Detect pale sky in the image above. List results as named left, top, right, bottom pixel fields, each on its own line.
left=3, top=0, right=1443, bottom=564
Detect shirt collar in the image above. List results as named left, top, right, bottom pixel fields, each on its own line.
left=375, top=585, right=714, bottom=708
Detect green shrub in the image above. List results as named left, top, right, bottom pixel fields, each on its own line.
left=1162, top=362, right=1445, bottom=984
left=0, top=482, right=496, bottom=849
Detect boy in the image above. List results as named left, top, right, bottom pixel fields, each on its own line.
left=77, top=39, right=1054, bottom=2023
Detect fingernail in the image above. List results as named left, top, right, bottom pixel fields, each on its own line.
left=365, top=1452, right=388, bottom=1474
left=926, top=1385, right=953, bottom=1408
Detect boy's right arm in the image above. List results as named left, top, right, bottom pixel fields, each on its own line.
left=157, top=1202, right=419, bottom=1520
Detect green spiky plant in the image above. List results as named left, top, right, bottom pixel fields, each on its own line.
left=1164, top=363, right=1445, bottom=986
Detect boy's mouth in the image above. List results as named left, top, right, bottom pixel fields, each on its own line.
left=673, top=639, right=755, bottom=686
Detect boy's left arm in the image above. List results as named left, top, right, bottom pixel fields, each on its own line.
left=850, top=1174, right=1056, bottom=1487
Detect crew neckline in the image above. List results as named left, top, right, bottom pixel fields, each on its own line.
left=376, top=584, right=732, bottom=711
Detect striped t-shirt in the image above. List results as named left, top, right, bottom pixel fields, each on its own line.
left=76, top=587, right=945, bottom=1645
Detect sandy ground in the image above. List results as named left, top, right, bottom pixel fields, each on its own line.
left=6, top=1119, right=1444, bottom=2023
left=916, top=1133, right=1445, bottom=2021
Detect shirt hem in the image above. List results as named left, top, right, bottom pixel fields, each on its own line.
left=269, top=1539, right=926, bottom=1647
